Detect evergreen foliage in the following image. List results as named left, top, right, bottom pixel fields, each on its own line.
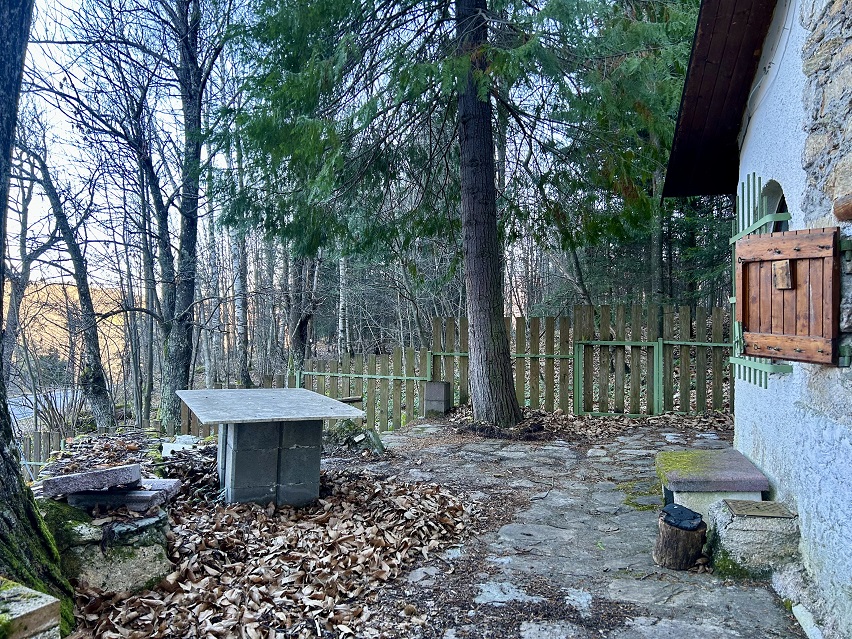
left=229, top=0, right=730, bottom=310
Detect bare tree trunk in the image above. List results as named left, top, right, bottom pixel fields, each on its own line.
left=456, top=0, right=521, bottom=428
left=568, top=244, right=593, bottom=306
left=2, top=273, right=26, bottom=384
left=121, top=248, right=144, bottom=427
left=139, top=186, right=157, bottom=422
left=0, top=1, right=74, bottom=631
left=337, top=256, right=347, bottom=355
left=287, top=254, right=323, bottom=376
left=230, top=227, right=251, bottom=386
left=160, top=0, right=220, bottom=431
left=27, top=147, right=116, bottom=432
left=1, top=165, right=51, bottom=384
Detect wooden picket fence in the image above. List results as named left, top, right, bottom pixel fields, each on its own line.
left=572, top=305, right=731, bottom=416
left=302, top=304, right=732, bottom=432
left=16, top=304, right=732, bottom=469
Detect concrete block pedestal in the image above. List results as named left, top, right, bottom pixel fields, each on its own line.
left=424, top=381, right=452, bottom=416
left=220, top=420, right=322, bottom=506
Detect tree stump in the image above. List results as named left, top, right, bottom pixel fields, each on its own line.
left=653, top=503, right=707, bottom=570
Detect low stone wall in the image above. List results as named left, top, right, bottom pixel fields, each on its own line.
left=39, top=500, right=172, bottom=593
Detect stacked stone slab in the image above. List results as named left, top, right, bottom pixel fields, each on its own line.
left=40, top=464, right=142, bottom=498
left=39, top=464, right=181, bottom=512
left=36, top=464, right=182, bottom=593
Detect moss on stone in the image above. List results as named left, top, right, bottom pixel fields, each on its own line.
left=655, top=450, right=712, bottom=484
left=59, top=598, right=74, bottom=636
left=617, top=479, right=663, bottom=511
left=0, top=612, right=12, bottom=639
left=711, top=548, right=753, bottom=579
left=145, top=447, right=166, bottom=478
left=37, top=500, right=91, bottom=552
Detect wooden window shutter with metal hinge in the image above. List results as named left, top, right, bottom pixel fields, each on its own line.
left=735, top=227, right=841, bottom=364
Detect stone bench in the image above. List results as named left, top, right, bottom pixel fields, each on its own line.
left=655, top=448, right=770, bottom=518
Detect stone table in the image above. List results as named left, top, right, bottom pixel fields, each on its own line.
left=176, top=389, right=364, bottom=506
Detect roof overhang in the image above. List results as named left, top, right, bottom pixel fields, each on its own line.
left=662, top=0, right=779, bottom=198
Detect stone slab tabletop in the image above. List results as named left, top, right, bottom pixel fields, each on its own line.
left=40, top=463, right=142, bottom=498
left=176, top=388, right=364, bottom=425
left=656, top=448, right=770, bottom=492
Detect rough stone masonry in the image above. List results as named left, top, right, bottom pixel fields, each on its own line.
left=801, top=0, right=852, bottom=335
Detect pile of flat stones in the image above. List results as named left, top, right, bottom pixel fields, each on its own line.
left=34, top=464, right=181, bottom=593
left=38, top=463, right=180, bottom=511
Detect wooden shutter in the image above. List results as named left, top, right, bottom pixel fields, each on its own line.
left=735, top=227, right=841, bottom=364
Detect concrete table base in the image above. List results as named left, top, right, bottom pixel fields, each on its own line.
left=219, top=420, right=322, bottom=507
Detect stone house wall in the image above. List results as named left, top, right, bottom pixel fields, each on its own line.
left=734, top=0, right=851, bottom=636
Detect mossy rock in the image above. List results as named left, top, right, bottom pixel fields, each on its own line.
left=36, top=500, right=94, bottom=580
left=655, top=450, right=713, bottom=484
left=324, top=420, right=385, bottom=454
left=711, top=547, right=755, bottom=579
left=37, top=500, right=92, bottom=550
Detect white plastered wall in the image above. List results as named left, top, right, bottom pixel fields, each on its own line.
left=735, top=0, right=852, bottom=636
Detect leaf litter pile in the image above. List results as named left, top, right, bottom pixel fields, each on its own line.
left=450, top=406, right=733, bottom=446
left=71, top=445, right=474, bottom=638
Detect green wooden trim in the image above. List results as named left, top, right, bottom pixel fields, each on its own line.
left=301, top=371, right=428, bottom=382
left=573, top=342, right=583, bottom=415
left=665, top=340, right=729, bottom=348
left=728, top=356, right=793, bottom=374
left=730, top=212, right=791, bottom=244
left=575, top=340, right=656, bottom=347
left=653, top=338, right=664, bottom=414
left=836, top=345, right=851, bottom=367
left=575, top=339, right=728, bottom=348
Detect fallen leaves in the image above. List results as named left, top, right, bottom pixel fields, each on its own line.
left=450, top=406, right=733, bottom=446
left=73, top=449, right=473, bottom=639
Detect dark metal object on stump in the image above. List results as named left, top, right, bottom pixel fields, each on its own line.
left=653, top=504, right=707, bottom=570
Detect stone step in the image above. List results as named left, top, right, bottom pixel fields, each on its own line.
left=655, top=448, right=770, bottom=519
left=708, top=499, right=799, bottom=578
left=67, top=478, right=181, bottom=512
left=40, top=464, right=142, bottom=498
left=656, top=448, right=770, bottom=493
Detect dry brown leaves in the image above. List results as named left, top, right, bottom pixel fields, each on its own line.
left=74, top=467, right=473, bottom=639
left=450, top=406, right=733, bottom=445
left=39, top=431, right=156, bottom=478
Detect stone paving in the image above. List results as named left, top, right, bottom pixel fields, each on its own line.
left=352, top=422, right=805, bottom=638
